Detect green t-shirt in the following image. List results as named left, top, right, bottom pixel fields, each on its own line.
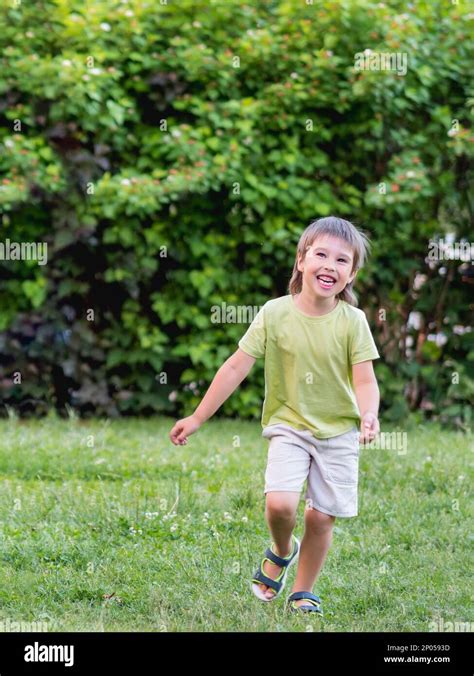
left=238, top=294, right=380, bottom=439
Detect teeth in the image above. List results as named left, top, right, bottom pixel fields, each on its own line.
left=317, top=276, right=335, bottom=283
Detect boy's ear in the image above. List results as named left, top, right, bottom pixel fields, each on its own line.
left=349, top=268, right=358, bottom=284
left=297, top=246, right=313, bottom=272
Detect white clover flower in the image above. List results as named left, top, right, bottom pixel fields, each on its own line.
left=406, top=170, right=415, bottom=178
left=241, top=516, right=248, bottom=523
left=363, top=48, right=372, bottom=56
left=4, top=139, right=14, bottom=148
left=100, top=23, right=112, bottom=31
left=90, top=68, right=102, bottom=75
left=447, top=129, right=457, bottom=137
left=62, top=60, right=72, bottom=67
left=125, top=10, right=134, bottom=17
left=171, top=130, right=182, bottom=137
left=223, top=512, right=232, bottom=521
left=170, top=523, right=178, bottom=532
left=121, top=178, right=131, bottom=185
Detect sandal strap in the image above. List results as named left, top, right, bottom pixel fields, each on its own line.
left=288, top=591, right=321, bottom=604
left=252, top=536, right=298, bottom=594
left=252, top=569, right=282, bottom=592
left=264, top=536, right=297, bottom=567
left=264, top=548, right=292, bottom=568
left=291, top=603, right=323, bottom=614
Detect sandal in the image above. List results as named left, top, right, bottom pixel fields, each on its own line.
left=286, top=591, right=323, bottom=615
left=251, top=534, right=300, bottom=601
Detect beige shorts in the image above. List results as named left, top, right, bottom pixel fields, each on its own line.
left=262, top=423, right=360, bottom=518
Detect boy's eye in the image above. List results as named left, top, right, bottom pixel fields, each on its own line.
left=315, top=252, right=348, bottom=263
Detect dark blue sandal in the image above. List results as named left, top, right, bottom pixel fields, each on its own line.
left=286, top=591, right=323, bottom=615
left=251, top=534, right=300, bottom=601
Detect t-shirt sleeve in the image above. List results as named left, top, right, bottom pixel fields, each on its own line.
left=238, top=303, right=266, bottom=358
left=350, top=311, right=380, bottom=364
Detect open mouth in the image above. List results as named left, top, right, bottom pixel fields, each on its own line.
left=316, top=275, right=336, bottom=289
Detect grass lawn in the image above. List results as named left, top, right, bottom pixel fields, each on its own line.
left=0, top=415, right=471, bottom=632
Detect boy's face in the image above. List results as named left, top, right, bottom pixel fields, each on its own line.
left=297, top=234, right=357, bottom=298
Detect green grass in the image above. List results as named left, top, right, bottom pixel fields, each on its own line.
left=0, top=414, right=471, bottom=632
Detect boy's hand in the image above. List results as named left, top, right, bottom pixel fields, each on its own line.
left=359, top=412, right=379, bottom=443
left=169, top=414, right=202, bottom=446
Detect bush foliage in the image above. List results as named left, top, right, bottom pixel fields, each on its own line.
left=0, top=0, right=472, bottom=428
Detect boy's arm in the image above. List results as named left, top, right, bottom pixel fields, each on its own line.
left=169, top=348, right=256, bottom=444
left=352, top=359, right=380, bottom=442
left=193, top=348, right=256, bottom=424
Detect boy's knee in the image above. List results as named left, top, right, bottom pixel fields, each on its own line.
left=265, top=492, right=298, bottom=520
left=305, top=507, right=335, bottom=535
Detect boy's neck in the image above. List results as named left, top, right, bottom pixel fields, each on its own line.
left=293, top=291, right=339, bottom=317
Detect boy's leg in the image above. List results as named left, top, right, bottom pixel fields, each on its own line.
left=257, top=491, right=300, bottom=599
left=258, top=423, right=313, bottom=599
left=290, top=506, right=335, bottom=607
left=288, top=427, right=359, bottom=607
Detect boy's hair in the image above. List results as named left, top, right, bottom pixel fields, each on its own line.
left=288, top=216, right=372, bottom=307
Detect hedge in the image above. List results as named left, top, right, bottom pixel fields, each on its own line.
left=0, top=0, right=472, bottom=429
